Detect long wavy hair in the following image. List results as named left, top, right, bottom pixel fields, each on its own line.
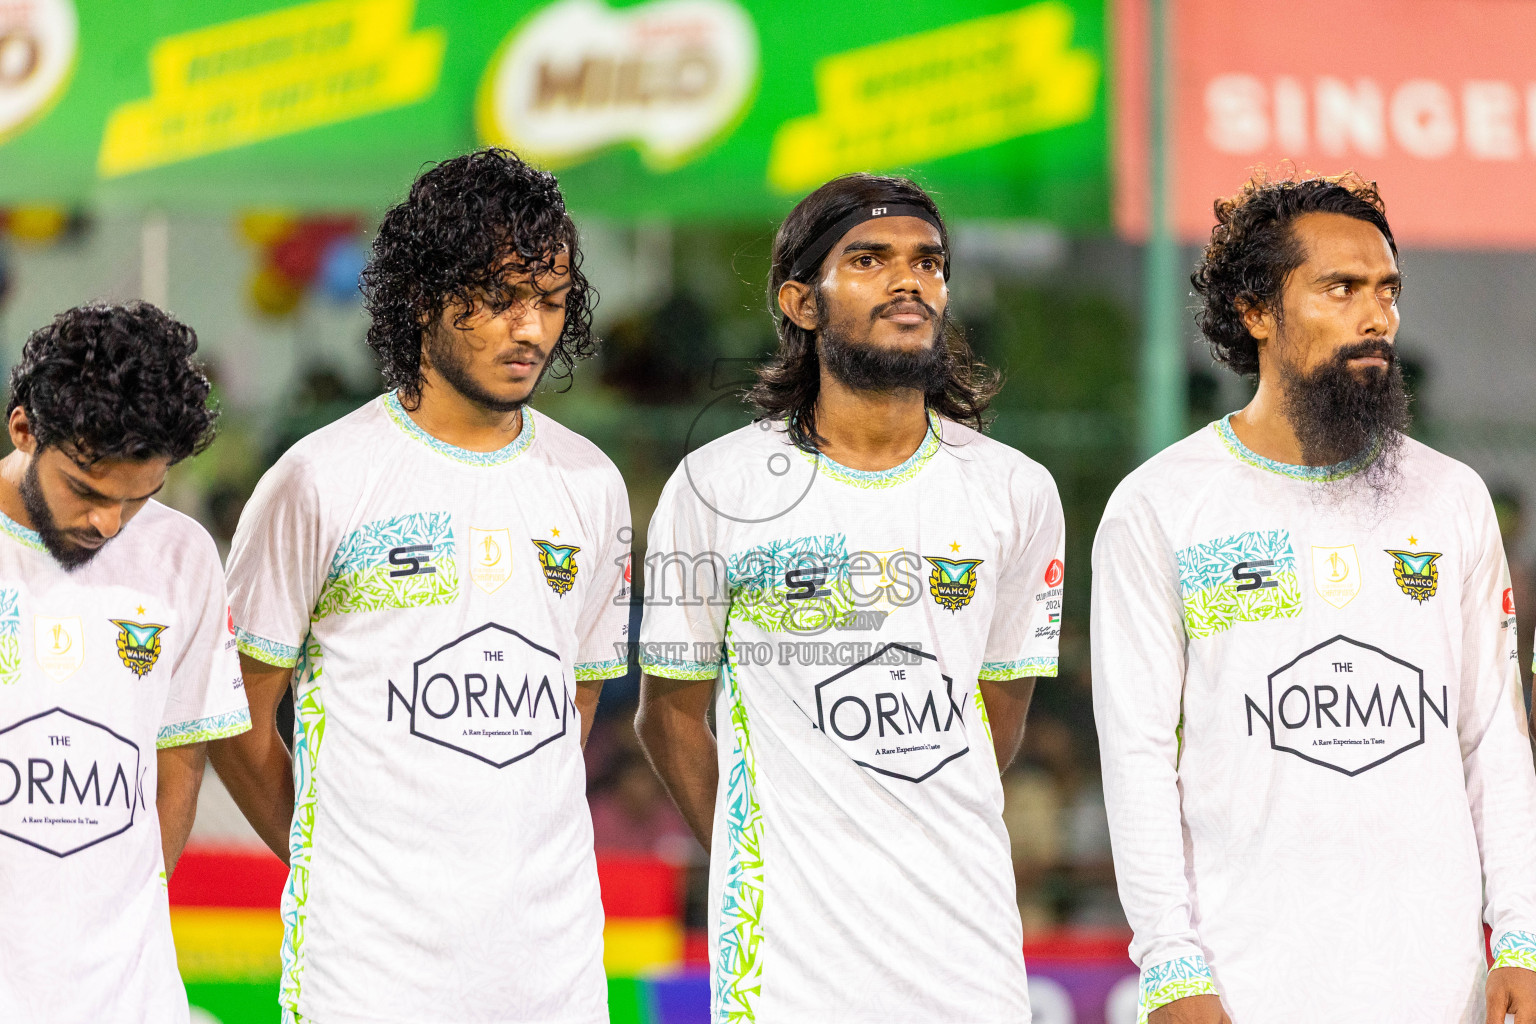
left=747, top=173, right=999, bottom=451
left=360, top=148, right=597, bottom=409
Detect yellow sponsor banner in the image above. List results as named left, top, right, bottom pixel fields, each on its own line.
left=98, top=0, right=445, bottom=177
left=170, top=907, right=283, bottom=983
left=603, top=916, right=683, bottom=977
left=766, top=1, right=1099, bottom=192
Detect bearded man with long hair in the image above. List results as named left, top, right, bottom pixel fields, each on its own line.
left=635, top=173, right=1066, bottom=1023
left=1092, top=173, right=1536, bottom=1024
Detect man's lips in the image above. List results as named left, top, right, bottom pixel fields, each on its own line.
left=879, top=304, right=931, bottom=325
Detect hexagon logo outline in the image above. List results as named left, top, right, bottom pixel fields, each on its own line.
left=813, top=642, right=970, bottom=784
left=0, top=706, right=141, bottom=858
left=407, top=622, right=570, bottom=769
left=1263, top=634, right=1430, bottom=777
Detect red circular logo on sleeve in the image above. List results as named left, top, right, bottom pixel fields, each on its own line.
left=1504, top=588, right=1516, bottom=615
left=1044, top=559, right=1064, bottom=588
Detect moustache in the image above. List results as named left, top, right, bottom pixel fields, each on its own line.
left=1331, top=339, right=1395, bottom=366
left=869, top=299, right=938, bottom=322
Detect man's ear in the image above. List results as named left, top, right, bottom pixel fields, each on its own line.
left=777, top=279, right=820, bottom=332
left=7, top=407, right=36, bottom=456
left=1238, top=296, right=1276, bottom=344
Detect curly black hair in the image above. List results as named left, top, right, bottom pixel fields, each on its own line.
left=1191, top=171, right=1397, bottom=376
left=361, top=148, right=596, bottom=407
left=7, top=302, right=217, bottom=464
left=750, top=172, right=999, bottom=451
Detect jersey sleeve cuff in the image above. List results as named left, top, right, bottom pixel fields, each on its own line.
left=1139, top=955, right=1218, bottom=1022
left=1493, top=931, right=1536, bottom=972
left=979, top=655, right=1058, bottom=681
left=574, top=657, right=628, bottom=682
left=235, top=628, right=301, bottom=669
left=639, top=653, right=720, bottom=680
left=156, top=707, right=253, bottom=748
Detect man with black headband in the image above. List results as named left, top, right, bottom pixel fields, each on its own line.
left=636, top=173, right=1063, bottom=1021
left=1093, top=173, right=1536, bottom=1023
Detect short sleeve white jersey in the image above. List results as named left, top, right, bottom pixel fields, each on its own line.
left=225, top=396, right=630, bottom=1024
left=640, top=414, right=1065, bottom=1024
left=1092, top=417, right=1536, bottom=1023
left=0, top=501, right=249, bottom=1024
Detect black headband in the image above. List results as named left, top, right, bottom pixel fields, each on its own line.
left=787, top=203, right=948, bottom=282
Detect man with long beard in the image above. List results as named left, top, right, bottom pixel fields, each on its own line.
left=635, top=174, right=1064, bottom=1022
left=1093, top=174, right=1536, bottom=1023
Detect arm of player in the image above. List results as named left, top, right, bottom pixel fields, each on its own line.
left=575, top=680, right=604, bottom=748
left=978, top=676, right=1035, bottom=773
left=156, top=741, right=207, bottom=877
left=1456, top=482, right=1536, bottom=1013
left=208, top=654, right=296, bottom=863
left=1091, top=491, right=1220, bottom=1018
left=635, top=672, right=719, bottom=853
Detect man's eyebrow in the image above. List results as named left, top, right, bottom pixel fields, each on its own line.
left=837, top=240, right=947, bottom=259
left=1315, top=269, right=1402, bottom=287
left=63, top=470, right=164, bottom=503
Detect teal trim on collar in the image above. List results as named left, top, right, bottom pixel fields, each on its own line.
left=0, top=510, right=46, bottom=553
left=805, top=409, right=943, bottom=489
left=383, top=392, right=536, bottom=467
left=1213, top=414, right=1369, bottom=483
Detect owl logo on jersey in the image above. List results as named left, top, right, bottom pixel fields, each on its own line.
left=111, top=620, right=167, bottom=677
left=1385, top=550, right=1441, bottom=603
left=533, top=540, right=580, bottom=597
left=924, top=557, right=983, bottom=612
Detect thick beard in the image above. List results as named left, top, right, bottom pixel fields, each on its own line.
left=816, top=299, right=949, bottom=395
left=423, top=324, right=545, bottom=415
left=21, top=457, right=103, bottom=571
left=1277, top=338, right=1410, bottom=497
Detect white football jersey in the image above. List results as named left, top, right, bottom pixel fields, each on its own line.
left=0, top=502, right=249, bottom=1023
left=226, top=395, right=630, bottom=1024
left=1093, top=417, right=1536, bottom=1023
left=641, top=413, right=1064, bottom=1024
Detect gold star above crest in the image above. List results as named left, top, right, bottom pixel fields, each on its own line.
left=1407, top=535, right=1418, bottom=547
left=551, top=527, right=561, bottom=538
left=135, top=605, right=145, bottom=616
left=949, top=541, right=961, bottom=553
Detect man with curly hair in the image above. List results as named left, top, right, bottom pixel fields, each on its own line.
left=1092, top=173, right=1536, bottom=1023
left=635, top=174, right=1063, bottom=1022
left=213, top=149, right=629, bottom=1024
left=0, top=302, right=249, bottom=1023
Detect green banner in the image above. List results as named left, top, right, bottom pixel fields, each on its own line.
left=0, top=0, right=1107, bottom=223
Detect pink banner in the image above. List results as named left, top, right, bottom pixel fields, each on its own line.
left=1116, top=0, right=1536, bottom=247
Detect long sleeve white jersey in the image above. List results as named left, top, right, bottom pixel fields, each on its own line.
left=1092, top=417, right=1536, bottom=1023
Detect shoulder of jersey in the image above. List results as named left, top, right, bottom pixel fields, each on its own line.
left=664, top=418, right=791, bottom=495
left=933, top=415, right=1055, bottom=490
left=525, top=407, right=622, bottom=485
left=1393, top=433, right=1483, bottom=498
left=1103, top=422, right=1227, bottom=514
left=272, top=395, right=390, bottom=473
left=121, top=499, right=222, bottom=573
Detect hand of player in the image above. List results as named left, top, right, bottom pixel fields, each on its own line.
left=1149, top=994, right=1231, bottom=1024
left=1487, top=966, right=1536, bottom=1024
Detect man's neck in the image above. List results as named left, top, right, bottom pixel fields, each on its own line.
left=1228, top=376, right=1313, bottom=465
left=811, top=371, right=930, bottom=472
left=402, top=378, right=523, bottom=453
left=0, top=452, right=32, bottom=529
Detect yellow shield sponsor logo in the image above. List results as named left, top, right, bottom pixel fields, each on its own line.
left=34, top=615, right=83, bottom=682
left=469, top=527, right=513, bottom=594
left=1311, top=545, right=1361, bottom=609
left=111, top=620, right=167, bottom=678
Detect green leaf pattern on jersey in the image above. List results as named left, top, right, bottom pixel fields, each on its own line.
left=798, top=409, right=942, bottom=489
left=280, top=637, right=326, bottom=1017
left=1493, top=930, right=1536, bottom=972
left=312, top=512, right=458, bottom=620
left=0, top=588, right=18, bottom=685
left=714, top=626, right=765, bottom=1023
left=1138, top=955, right=1218, bottom=1023
left=1176, top=530, right=1301, bottom=639
left=727, top=533, right=853, bottom=634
